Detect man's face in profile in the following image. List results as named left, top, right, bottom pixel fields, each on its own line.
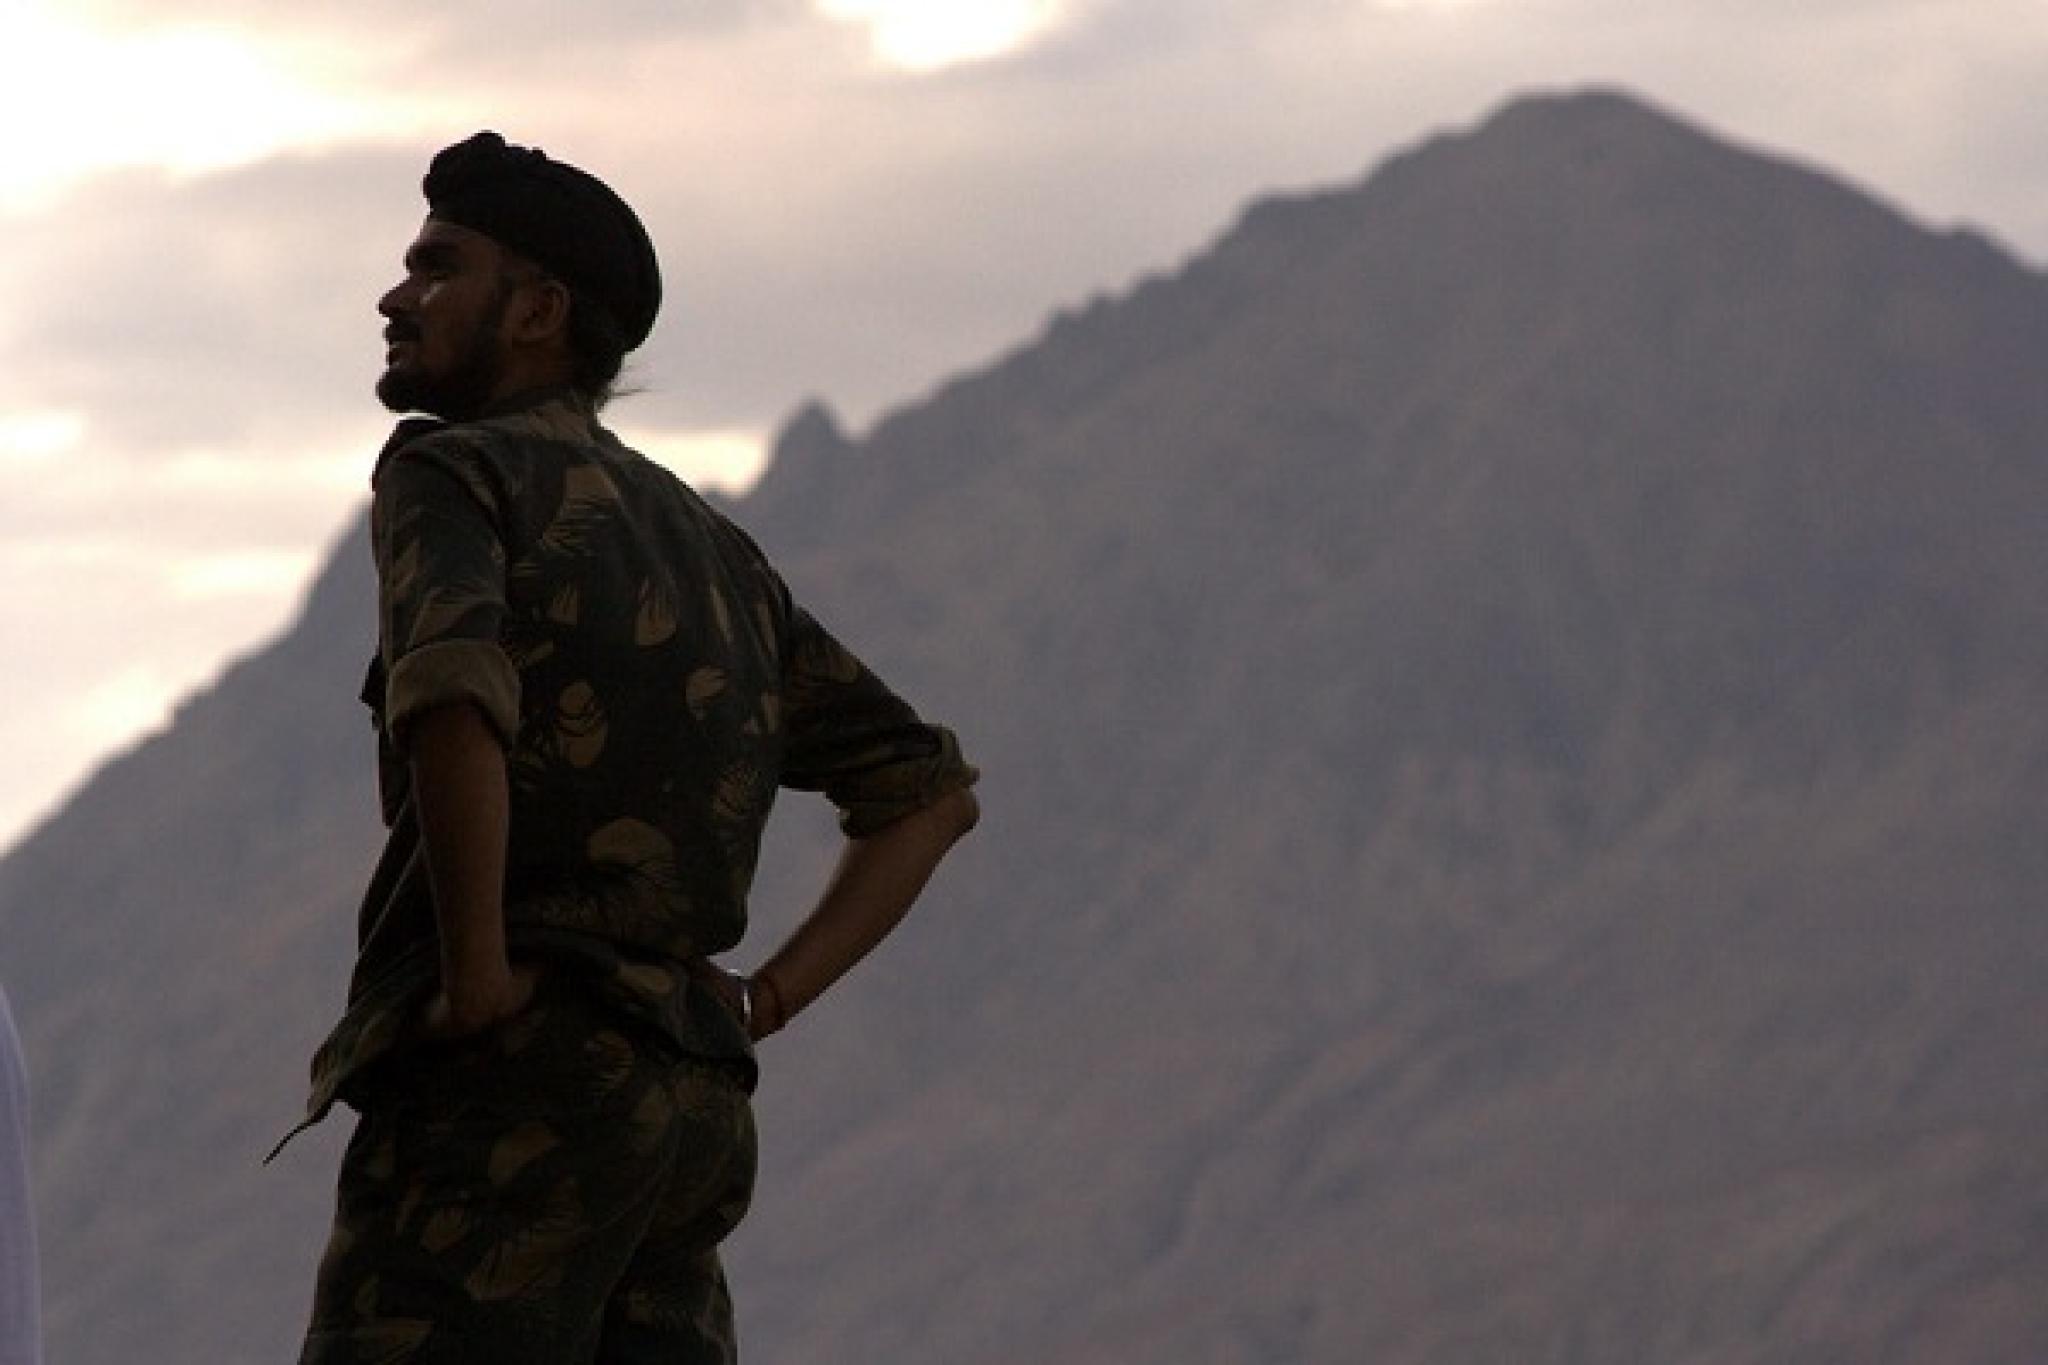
left=375, top=219, right=518, bottom=419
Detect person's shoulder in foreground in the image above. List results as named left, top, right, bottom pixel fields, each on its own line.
left=0, top=983, right=42, bottom=1365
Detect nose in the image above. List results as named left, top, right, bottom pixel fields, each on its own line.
left=377, top=279, right=412, bottom=319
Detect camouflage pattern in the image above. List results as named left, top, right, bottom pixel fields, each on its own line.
left=302, top=388, right=976, bottom=1125
left=300, top=978, right=755, bottom=1364
left=291, top=387, right=976, bottom=1355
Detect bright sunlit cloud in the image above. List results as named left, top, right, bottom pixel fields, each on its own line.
left=157, top=449, right=366, bottom=495
left=169, top=548, right=323, bottom=602
left=0, top=409, right=86, bottom=464
left=68, top=664, right=183, bottom=754
left=815, top=0, right=1068, bottom=71
left=0, top=3, right=427, bottom=209
left=619, top=426, right=773, bottom=495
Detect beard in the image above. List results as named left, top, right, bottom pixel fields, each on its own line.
left=376, top=285, right=512, bottom=420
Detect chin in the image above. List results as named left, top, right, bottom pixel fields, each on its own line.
left=377, top=365, right=441, bottom=417
left=376, top=365, right=412, bottom=410
left=376, top=345, right=500, bottom=420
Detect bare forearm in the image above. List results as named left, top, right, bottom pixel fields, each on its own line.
left=752, top=786, right=979, bottom=1034
left=408, top=702, right=514, bottom=1022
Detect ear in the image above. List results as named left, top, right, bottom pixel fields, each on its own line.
left=506, top=277, right=573, bottom=345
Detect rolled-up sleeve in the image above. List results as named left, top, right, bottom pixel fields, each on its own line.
left=779, top=606, right=979, bottom=837
left=371, top=436, right=521, bottom=751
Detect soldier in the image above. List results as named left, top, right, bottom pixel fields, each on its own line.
left=293, top=132, right=979, bottom=1364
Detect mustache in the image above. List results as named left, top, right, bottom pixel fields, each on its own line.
left=383, top=321, right=422, bottom=345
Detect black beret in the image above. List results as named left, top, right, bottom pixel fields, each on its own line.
left=423, top=131, right=662, bottom=351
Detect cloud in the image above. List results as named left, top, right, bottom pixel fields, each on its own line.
left=816, top=0, right=1073, bottom=70
left=1, top=150, right=417, bottom=455
left=72, top=0, right=802, bottom=44
left=0, top=4, right=445, bottom=209
left=25, top=2, right=2030, bottom=451
left=0, top=410, right=86, bottom=464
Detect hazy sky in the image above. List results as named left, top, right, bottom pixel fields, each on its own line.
left=2, top=0, right=2043, bottom=849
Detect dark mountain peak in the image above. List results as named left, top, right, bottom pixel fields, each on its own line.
left=1473, top=84, right=1711, bottom=150
left=772, top=397, right=852, bottom=465
left=1209, top=84, right=1857, bottom=276
left=743, top=84, right=2033, bottom=546
left=733, top=397, right=858, bottom=548
left=737, top=83, right=2046, bottom=605
left=1229, top=85, right=1698, bottom=230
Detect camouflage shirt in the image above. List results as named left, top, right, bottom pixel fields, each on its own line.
left=302, top=388, right=975, bottom=1124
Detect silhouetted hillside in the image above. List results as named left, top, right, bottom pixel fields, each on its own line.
left=5, top=89, right=2046, bottom=1363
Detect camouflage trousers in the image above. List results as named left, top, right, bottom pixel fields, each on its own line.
left=299, top=979, right=756, bottom=1364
